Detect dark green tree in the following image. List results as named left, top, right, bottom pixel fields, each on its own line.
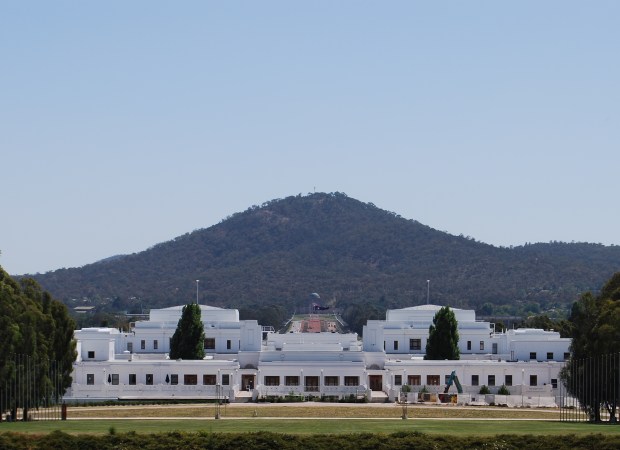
left=425, top=306, right=460, bottom=360
left=518, top=314, right=572, bottom=338
left=169, top=303, right=205, bottom=360
left=560, top=272, right=620, bottom=422
left=239, top=303, right=288, bottom=331
left=0, top=266, right=76, bottom=421
left=342, top=302, right=382, bottom=335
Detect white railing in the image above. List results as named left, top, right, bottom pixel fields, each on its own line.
left=69, top=383, right=230, bottom=399
left=257, top=384, right=365, bottom=399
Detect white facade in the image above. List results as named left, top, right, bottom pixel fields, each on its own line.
left=66, top=303, right=570, bottom=406
left=75, top=305, right=262, bottom=364
left=363, top=305, right=570, bottom=363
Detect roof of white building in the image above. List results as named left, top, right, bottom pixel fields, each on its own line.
left=148, top=304, right=239, bottom=323
left=385, top=304, right=476, bottom=323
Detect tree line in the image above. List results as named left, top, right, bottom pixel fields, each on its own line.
left=0, top=265, right=76, bottom=421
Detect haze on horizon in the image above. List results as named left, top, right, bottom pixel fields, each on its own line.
left=1, top=1, right=618, bottom=275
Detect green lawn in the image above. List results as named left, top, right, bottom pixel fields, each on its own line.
left=2, top=418, right=619, bottom=436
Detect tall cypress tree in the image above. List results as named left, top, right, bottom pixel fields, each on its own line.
left=425, top=306, right=460, bottom=360
left=169, top=303, right=206, bottom=360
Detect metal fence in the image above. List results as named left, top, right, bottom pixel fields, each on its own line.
left=559, top=352, right=619, bottom=424
left=1, top=354, right=65, bottom=422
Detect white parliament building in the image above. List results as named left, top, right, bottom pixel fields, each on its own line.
left=65, top=304, right=570, bottom=406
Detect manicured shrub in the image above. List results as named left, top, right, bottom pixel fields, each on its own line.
left=498, top=384, right=510, bottom=395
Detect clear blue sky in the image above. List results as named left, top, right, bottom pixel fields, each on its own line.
left=1, top=1, right=618, bottom=275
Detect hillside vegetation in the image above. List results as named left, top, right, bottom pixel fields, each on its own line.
left=29, top=193, right=620, bottom=323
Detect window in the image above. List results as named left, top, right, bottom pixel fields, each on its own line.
left=410, top=339, right=421, bottom=351
left=153, top=340, right=158, bottom=350
left=170, top=374, right=178, bottom=385
left=203, top=374, right=216, bottom=385
left=264, top=376, right=280, bottom=386
left=305, top=376, right=319, bottom=392
left=227, top=339, right=232, bottom=350
left=467, top=341, right=471, bottom=351
left=488, top=375, right=495, bottom=386
left=87, top=374, right=94, bottom=385
left=394, top=375, right=402, bottom=386
left=204, top=338, right=215, bottom=350
left=184, top=374, right=198, bottom=385
left=529, top=375, right=537, bottom=386
left=141, top=340, right=145, bottom=350
left=344, top=376, right=359, bottom=386
left=325, top=376, right=339, bottom=386
left=480, top=341, right=484, bottom=351
left=393, top=340, right=399, bottom=351
left=285, top=376, right=299, bottom=386
left=427, top=375, right=440, bottom=386
left=408, top=375, right=421, bottom=386
left=564, top=352, right=570, bottom=360
left=87, top=351, right=95, bottom=359
left=146, top=374, right=154, bottom=385
left=221, top=374, right=230, bottom=385
left=111, top=374, right=119, bottom=385
left=472, top=375, right=479, bottom=386
left=129, top=374, right=136, bottom=385
left=551, top=378, right=558, bottom=389
left=492, top=343, right=498, bottom=354
left=547, top=352, right=553, bottom=360
left=505, top=375, right=513, bottom=386
left=127, top=342, right=133, bottom=353
left=530, top=352, right=537, bottom=360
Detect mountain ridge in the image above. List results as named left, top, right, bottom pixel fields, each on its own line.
left=30, top=192, right=620, bottom=317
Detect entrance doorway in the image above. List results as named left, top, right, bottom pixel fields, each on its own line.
left=369, top=375, right=383, bottom=391
left=241, top=374, right=255, bottom=391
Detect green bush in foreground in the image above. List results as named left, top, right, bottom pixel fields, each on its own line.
left=1, top=431, right=620, bottom=450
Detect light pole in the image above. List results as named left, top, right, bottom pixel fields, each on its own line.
left=426, top=280, right=430, bottom=305
left=522, top=369, right=525, bottom=407
left=196, top=280, right=199, bottom=305
left=215, top=383, right=221, bottom=419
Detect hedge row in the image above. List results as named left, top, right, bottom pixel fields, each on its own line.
left=1, top=431, right=619, bottom=450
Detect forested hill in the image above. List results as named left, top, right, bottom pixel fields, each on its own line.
left=30, top=192, right=620, bottom=317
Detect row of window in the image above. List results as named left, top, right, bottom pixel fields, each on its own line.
left=86, top=373, right=231, bottom=386
left=203, top=338, right=233, bottom=350
left=385, top=340, right=568, bottom=360
left=529, top=352, right=570, bottom=360
left=263, top=376, right=360, bottom=387
left=88, top=373, right=360, bottom=388
left=88, top=347, right=570, bottom=362
left=123, top=338, right=235, bottom=353
left=394, top=340, right=487, bottom=352
left=87, top=372, right=559, bottom=389
left=393, top=374, right=558, bottom=388
left=466, top=341, right=486, bottom=351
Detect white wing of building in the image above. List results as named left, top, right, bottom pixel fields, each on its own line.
left=66, top=303, right=569, bottom=407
